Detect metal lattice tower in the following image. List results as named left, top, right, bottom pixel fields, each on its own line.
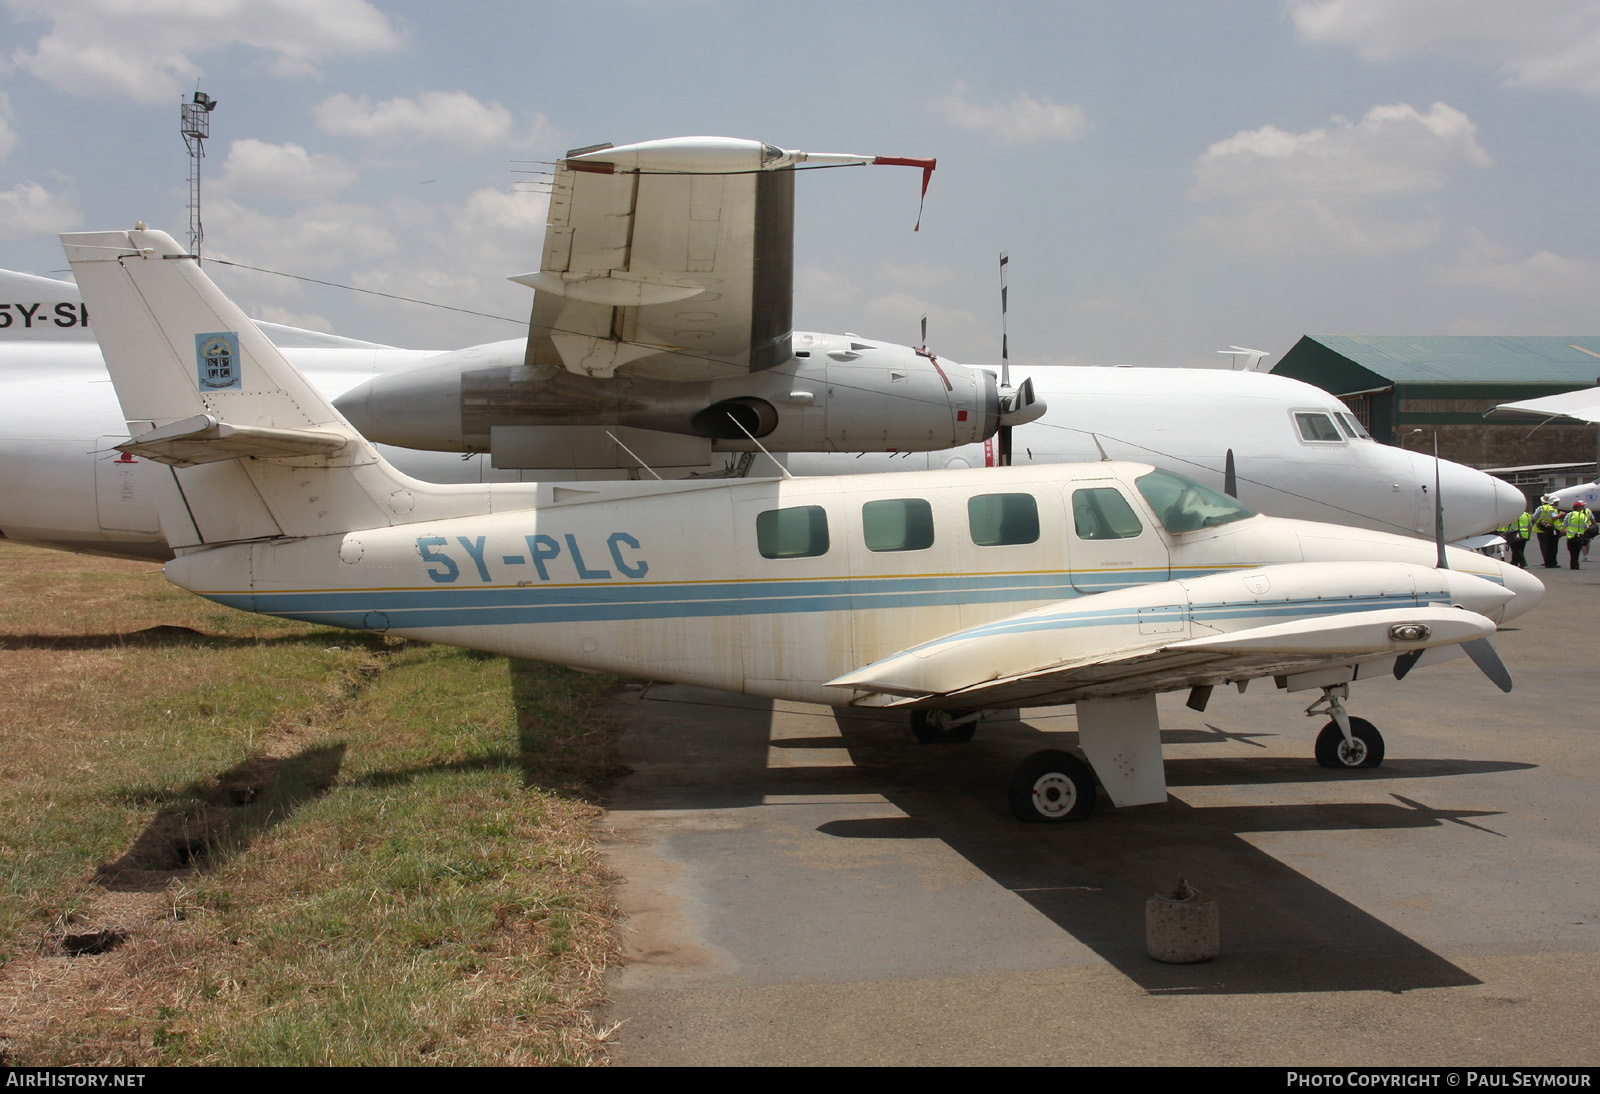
left=180, top=91, right=218, bottom=261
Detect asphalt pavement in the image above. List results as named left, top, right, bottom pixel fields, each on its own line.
left=601, top=562, right=1600, bottom=1066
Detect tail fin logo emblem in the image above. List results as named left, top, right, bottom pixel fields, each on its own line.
left=196, top=332, right=241, bottom=390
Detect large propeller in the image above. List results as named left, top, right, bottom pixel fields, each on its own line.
left=993, top=252, right=1044, bottom=465
left=1393, top=433, right=1514, bottom=692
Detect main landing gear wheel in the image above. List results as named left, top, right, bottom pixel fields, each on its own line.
left=1315, top=717, right=1385, bottom=769
left=1008, top=749, right=1097, bottom=823
left=909, top=709, right=978, bottom=744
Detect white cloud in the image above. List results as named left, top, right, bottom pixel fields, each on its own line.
left=204, top=196, right=402, bottom=281
left=252, top=303, right=335, bottom=333
left=1433, top=228, right=1600, bottom=298
left=314, top=91, right=555, bottom=150
left=4, top=0, right=402, bottom=104
left=1188, top=101, right=1490, bottom=255
left=932, top=83, right=1089, bottom=145
left=204, top=185, right=547, bottom=347
left=1289, top=0, right=1600, bottom=95
left=794, top=266, right=859, bottom=312
left=878, top=261, right=955, bottom=291
left=0, top=94, right=16, bottom=163
left=218, top=139, right=358, bottom=202
left=0, top=179, right=81, bottom=238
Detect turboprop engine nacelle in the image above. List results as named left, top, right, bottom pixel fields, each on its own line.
left=333, top=331, right=1004, bottom=469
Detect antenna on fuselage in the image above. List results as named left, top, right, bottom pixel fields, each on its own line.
left=604, top=431, right=663, bottom=481
left=1433, top=434, right=1447, bottom=570
left=726, top=412, right=795, bottom=479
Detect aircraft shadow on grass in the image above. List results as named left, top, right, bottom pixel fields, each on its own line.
left=98, top=742, right=347, bottom=892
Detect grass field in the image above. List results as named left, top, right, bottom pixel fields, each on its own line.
left=0, top=541, right=625, bottom=1065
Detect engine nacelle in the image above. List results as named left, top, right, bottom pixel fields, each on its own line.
left=334, top=331, right=1003, bottom=469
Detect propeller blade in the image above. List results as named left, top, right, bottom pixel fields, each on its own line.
left=919, top=313, right=927, bottom=353
left=998, top=252, right=1010, bottom=391
left=1462, top=637, right=1514, bottom=693
left=1224, top=448, right=1237, bottom=498
left=1434, top=434, right=1447, bottom=569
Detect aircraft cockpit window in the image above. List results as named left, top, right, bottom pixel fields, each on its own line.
left=1335, top=412, right=1371, bottom=440
left=1294, top=412, right=1344, bottom=443
left=969, top=493, right=1039, bottom=546
left=756, top=505, right=830, bottom=559
left=863, top=498, right=935, bottom=552
left=1135, top=469, right=1257, bottom=535
left=1072, top=488, right=1144, bottom=541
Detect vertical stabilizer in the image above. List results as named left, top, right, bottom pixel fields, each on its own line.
left=62, top=228, right=511, bottom=548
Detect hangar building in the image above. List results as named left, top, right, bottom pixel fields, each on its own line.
left=1272, top=335, right=1600, bottom=480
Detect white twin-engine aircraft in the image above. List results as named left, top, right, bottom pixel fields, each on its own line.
left=64, top=227, right=1542, bottom=822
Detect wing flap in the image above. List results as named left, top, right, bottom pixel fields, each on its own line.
left=520, top=137, right=929, bottom=381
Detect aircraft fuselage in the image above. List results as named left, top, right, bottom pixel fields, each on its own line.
left=165, top=461, right=1536, bottom=707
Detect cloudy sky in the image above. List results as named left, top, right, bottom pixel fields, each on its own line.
left=3, top=0, right=1600, bottom=370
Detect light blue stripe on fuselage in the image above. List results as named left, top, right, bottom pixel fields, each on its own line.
left=196, top=566, right=1202, bottom=630
left=916, top=591, right=1452, bottom=648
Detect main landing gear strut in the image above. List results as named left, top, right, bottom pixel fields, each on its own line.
left=925, top=685, right=1388, bottom=825
left=1306, top=684, right=1386, bottom=769
left=909, top=708, right=980, bottom=744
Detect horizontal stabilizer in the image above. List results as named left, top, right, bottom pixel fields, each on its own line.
left=116, top=413, right=352, bottom=468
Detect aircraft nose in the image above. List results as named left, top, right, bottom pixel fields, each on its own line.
left=1428, top=455, right=1525, bottom=538
left=1489, top=476, right=1527, bottom=530
left=1496, top=562, right=1546, bottom=624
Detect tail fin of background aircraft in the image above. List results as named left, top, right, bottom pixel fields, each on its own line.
left=61, top=227, right=512, bottom=549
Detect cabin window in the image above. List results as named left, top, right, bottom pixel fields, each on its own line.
left=862, top=498, right=935, bottom=552
left=1294, top=411, right=1344, bottom=443
left=756, top=505, right=830, bottom=559
left=1072, top=488, right=1143, bottom=540
left=968, top=493, right=1039, bottom=546
left=1135, top=469, right=1256, bottom=535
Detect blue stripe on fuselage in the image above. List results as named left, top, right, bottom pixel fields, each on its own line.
left=195, top=567, right=1200, bottom=630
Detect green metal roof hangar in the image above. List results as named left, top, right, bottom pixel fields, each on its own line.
left=1272, top=335, right=1600, bottom=495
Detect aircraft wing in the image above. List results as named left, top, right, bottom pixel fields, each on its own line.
left=1485, top=385, right=1600, bottom=424
left=518, top=136, right=932, bottom=382
left=825, top=562, right=1510, bottom=709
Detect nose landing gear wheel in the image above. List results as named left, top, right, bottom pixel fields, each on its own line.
left=1008, top=749, right=1096, bottom=822
left=1314, top=717, right=1385, bottom=769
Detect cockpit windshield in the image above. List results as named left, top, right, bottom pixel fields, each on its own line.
left=1134, top=468, right=1258, bottom=534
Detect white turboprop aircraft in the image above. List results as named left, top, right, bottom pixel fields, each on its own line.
left=61, top=226, right=1543, bottom=821
left=0, top=275, right=1524, bottom=561
left=329, top=136, right=1520, bottom=537
left=0, top=135, right=1523, bottom=559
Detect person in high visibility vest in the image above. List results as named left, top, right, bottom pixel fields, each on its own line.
left=1563, top=500, right=1595, bottom=570
left=1497, top=507, right=1533, bottom=568
left=1533, top=494, right=1563, bottom=568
